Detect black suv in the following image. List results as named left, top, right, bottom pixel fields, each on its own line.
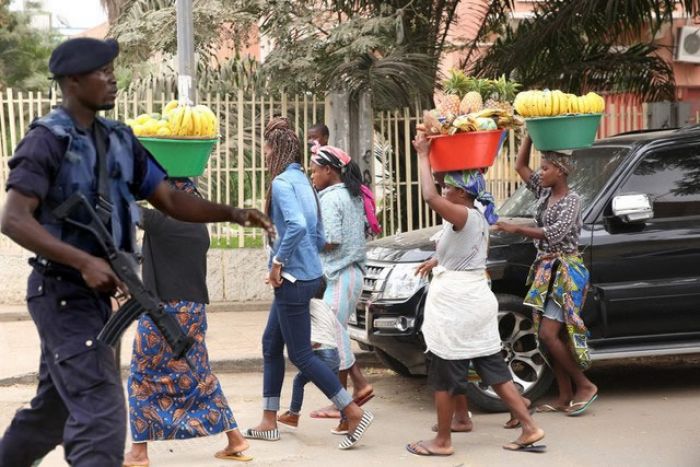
left=348, top=128, right=700, bottom=411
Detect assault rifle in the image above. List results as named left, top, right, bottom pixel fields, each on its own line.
left=52, top=193, right=195, bottom=363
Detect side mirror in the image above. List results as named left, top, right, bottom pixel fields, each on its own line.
left=612, top=194, right=653, bottom=223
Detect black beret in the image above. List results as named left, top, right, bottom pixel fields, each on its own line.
left=49, top=38, right=119, bottom=76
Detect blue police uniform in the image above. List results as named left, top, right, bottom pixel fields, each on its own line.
left=0, top=38, right=166, bottom=467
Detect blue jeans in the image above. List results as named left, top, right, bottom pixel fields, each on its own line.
left=290, top=348, right=340, bottom=414
left=262, top=278, right=352, bottom=412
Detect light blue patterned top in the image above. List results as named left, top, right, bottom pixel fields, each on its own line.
left=318, top=183, right=367, bottom=279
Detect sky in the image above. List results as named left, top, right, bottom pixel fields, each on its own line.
left=10, top=0, right=107, bottom=34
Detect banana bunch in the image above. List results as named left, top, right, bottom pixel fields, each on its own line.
left=513, top=90, right=605, bottom=118
left=167, top=104, right=218, bottom=137
left=126, top=100, right=219, bottom=138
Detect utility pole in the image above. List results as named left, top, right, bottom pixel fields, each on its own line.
left=176, top=0, right=196, bottom=104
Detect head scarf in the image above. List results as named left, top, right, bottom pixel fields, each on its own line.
left=311, top=142, right=382, bottom=236
left=310, top=143, right=352, bottom=173
left=443, top=169, right=499, bottom=225
left=543, top=151, right=575, bottom=175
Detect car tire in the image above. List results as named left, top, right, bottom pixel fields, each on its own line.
left=465, top=294, right=554, bottom=413
left=374, top=347, right=416, bottom=378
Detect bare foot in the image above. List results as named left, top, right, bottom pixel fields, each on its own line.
left=352, top=384, right=374, bottom=402
left=223, top=439, right=249, bottom=455
left=123, top=451, right=149, bottom=466
left=431, top=417, right=473, bottom=433
left=514, top=427, right=545, bottom=446
left=309, top=404, right=341, bottom=419
left=504, top=397, right=531, bottom=428
left=249, top=421, right=277, bottom=432
left=407, top=439, right=454, bottom=456
left=572, top=383, right=598, bottom=405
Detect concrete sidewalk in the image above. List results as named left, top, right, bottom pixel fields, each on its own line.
left=0, top=304, right=377, bottom=385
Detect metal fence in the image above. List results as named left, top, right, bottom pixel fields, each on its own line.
left=0, top=87, right=327, bottom=249
left=0, top=87, right=665, bottom=250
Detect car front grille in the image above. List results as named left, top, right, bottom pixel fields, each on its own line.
left=352, top=262, right=392, bottom=331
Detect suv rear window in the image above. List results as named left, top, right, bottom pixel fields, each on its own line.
left=498, top=145, right=630, bottom=218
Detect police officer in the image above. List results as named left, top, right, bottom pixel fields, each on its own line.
left=0, top=38, right=273, bottom=467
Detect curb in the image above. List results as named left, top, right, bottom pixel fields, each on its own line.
left=0, top=353, right=383, bottom=387
left=0, top=302, right=272, bottom=323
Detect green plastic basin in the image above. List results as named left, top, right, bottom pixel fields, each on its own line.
left=525, top=114, right=602, bottom=151
left=138, top=137, right=218, bottom=177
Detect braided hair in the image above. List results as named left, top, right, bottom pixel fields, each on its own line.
left=264, top=116, right=302, bottom=215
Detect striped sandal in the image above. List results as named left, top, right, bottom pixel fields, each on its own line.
left=338, top=411, right=374, bottom=450
left=243, top=427, right=280, bottom=441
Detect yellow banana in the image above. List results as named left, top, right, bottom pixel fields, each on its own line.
left=527, top=92, right=538, bottom=117
left=178, top=106, right=191, bottom=136
left=163, top=100, right=178, bottom=117
left=514, top=93, right=526, bottom=116
left=567, top=94, right=578, bottom=113
left=551, top=91, right=560, bottom=116
left=192, top=108, right=202, bottom=136
left=578, top=96, right=588, bottom=114
left=542, top=91, right=552, bottom=116
left=168, top=107, right=183, bottom=134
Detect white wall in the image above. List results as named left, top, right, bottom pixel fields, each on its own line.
left=0, top=248, right=272, bottom=305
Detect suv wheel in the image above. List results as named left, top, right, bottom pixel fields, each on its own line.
left=466, top=294, right=553, bottom=412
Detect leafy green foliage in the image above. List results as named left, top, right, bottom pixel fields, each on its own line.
left=110, top=0, right=462, bottom=110
left=470, top=0, right=700, bottom=101
left=0, top=0, right=59, bottom=91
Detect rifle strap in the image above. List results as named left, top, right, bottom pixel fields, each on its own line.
left=93, top=121, right=113, bottom=226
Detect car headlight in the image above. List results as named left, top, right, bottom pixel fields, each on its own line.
left=380, top=263, right=426, bottom=301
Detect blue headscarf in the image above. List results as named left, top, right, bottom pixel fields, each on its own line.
left=443, top=170, right=499, bottom=225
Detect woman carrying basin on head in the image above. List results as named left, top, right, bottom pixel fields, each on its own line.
left=496, top=135, right=597, bottom=416
left=406, top=131, right=544, bottom=457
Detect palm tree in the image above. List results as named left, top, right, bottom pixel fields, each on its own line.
left=464, top=0, right=700, bottom=101
left=100, top=0, right=127, bottom=24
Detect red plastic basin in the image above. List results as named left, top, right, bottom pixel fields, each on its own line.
left=428, top=129, right=507, bottom=172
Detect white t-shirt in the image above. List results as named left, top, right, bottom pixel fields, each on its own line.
left=310, top=298, right=339, bottom=349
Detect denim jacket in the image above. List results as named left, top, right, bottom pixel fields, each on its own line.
left=268, top=163, right=325, bottom=280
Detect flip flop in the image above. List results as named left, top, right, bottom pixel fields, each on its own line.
left=354, top=391, right=375, bottom=407
left=338, top=411, right=374, bottom=450
left=214, top=450, right=253, bottom=462
left=406, top=441, right=454, bottom=457
left=243, top=428, right=280, bottom=441
left=503, top=432, right=546, bottom=453
left=536, top=403, right=568, bottom=413
left=309, top=408, right=341, bottom=419
left=502, top=441, right=547, bottom=453
left=567, top=393, right=598, bottom=417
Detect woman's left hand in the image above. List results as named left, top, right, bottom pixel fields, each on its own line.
left=267, top=263, right=283, bottom=288
left=412, top=131, right=430, bottom=158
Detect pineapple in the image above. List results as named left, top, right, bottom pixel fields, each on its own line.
left=483, top=75, right=520, bottom=113
left=435, top=92, right=461, bottom=117
left=459, top=91, right=483, bottom=114
left=442, top=69, right=470, bottom=97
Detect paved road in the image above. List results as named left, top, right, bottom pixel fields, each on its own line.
left=1, top=357, right=698, bottom=466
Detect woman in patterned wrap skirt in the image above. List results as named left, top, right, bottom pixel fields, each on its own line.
left=123, top=179, right=251, bottom=466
